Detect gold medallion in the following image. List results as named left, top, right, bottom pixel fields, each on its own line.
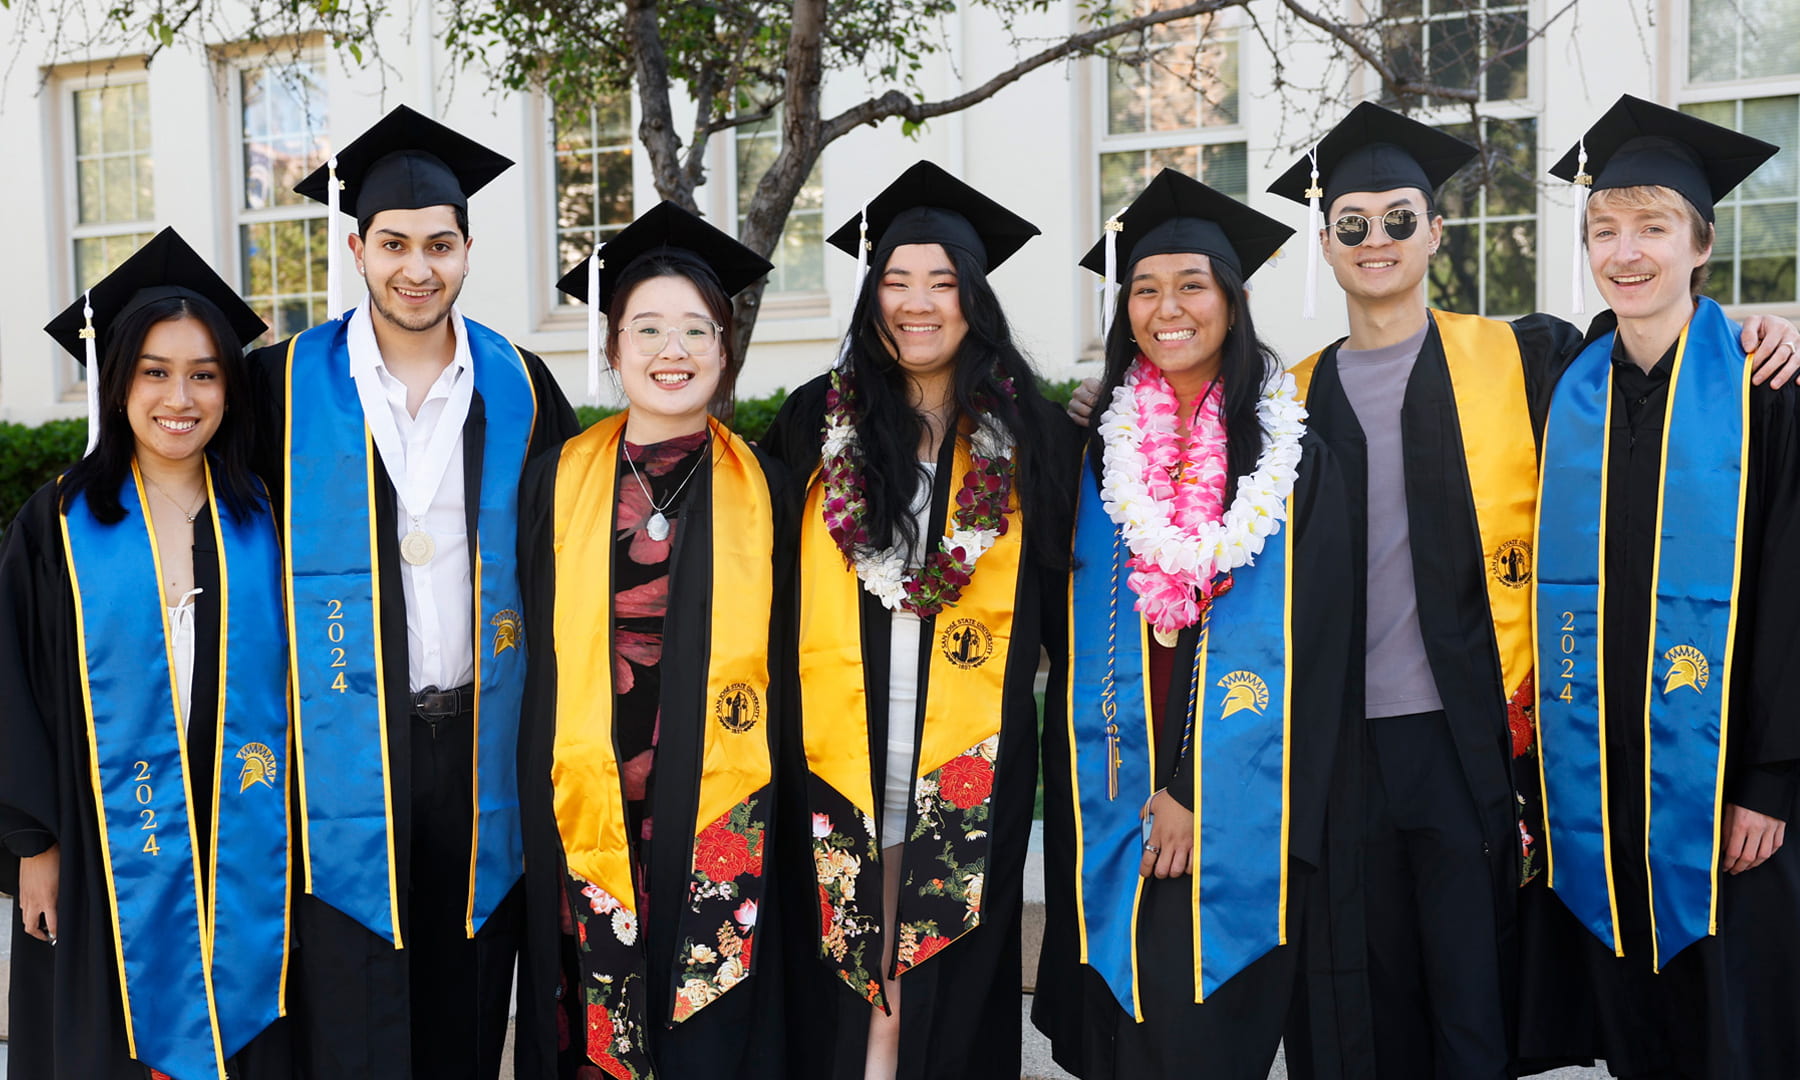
left=400, top=529, right=436, bottom=566
left=1153, top=626, right=1181, bottom=648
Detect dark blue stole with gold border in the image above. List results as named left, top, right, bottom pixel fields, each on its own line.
left=60, top=463, right=289, bottom=1080
left=285, top=313, right=536, bottom=944
left=1068, top=454, right=1293, bottom=1018
left=1535, top=296, right=1750, bottom=968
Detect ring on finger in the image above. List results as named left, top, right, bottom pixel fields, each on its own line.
left=1144, top=843, right=1161, bottom=854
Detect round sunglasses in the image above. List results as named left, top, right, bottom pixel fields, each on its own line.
left=1331, top=208, right=1421, bottom=246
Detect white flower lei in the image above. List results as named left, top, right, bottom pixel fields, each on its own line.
left=1097, top=364, right=1307, bottom=597
left=820, top=406, right=1016, bottom=612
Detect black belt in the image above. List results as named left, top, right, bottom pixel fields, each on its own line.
left=411, top=683, right=476, bottom=737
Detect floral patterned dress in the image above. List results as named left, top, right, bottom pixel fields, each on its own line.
left=554, top=430, right=709, bottom=1079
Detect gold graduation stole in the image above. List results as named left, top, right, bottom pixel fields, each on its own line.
left=798, top=438, right=1024, bottom=1008
left=1289, top=309, right=1537, bottom=701
left=550, top=414, right=774, bottom=1075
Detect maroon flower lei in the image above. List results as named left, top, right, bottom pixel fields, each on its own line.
left=819, top=367, right=1017, bottom=618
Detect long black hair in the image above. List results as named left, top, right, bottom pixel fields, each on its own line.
left=1087, top=255, right=1280, bottom=493
left=59, top=294, right=263, bottom=525
left=841, top=242, right=1062, bottom=561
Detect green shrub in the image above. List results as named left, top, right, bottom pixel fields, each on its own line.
left=0, top=419, right=88, bottom=532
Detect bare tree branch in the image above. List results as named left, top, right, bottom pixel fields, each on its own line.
left=821, top=0, right=1249, bottom=142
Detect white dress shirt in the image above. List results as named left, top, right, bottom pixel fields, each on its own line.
left=347, top=299, right=477, bottom=692
left=881, top=464, right=937, bottom=847
left=169, top=587, right=202, bottom=730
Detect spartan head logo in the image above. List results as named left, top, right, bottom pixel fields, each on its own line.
left=1217, top=671, right=1270, bottom=719
left=236, top=742, right=278, bottom=792
left=491, top=609, right=522, bottom=657
left=1662, top=645, right=1710, bottom=696
left=715, top=682, right=762, bottom=733
left=1491, top=539, right=1533, bottom=589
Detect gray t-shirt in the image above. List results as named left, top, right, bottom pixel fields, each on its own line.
left=1336, top=322, right=1445, bottom=719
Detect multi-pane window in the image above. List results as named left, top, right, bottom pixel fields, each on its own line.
left=1380, top=0, right=1530, bottom=105
left=70, top=81, right=155, bottom=293
left=1427, top=117, right=1537, bottom=317
left=1098, top=20, right=1245, bottom=222
left=553, top=94, right=635, bottom=306
left=1688, top=0, right=1800, bottom=84
left=236, top=58, right=330, bottom=342
left=736, top=102, right=824, bottom=296
left=1681, top=98, right=1798, bottom=306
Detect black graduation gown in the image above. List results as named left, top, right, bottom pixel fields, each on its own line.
left=1295, top=312, right=1593, bottom=1079
left=512, top=432, right=799, bottom=1080
left=1030, top=428, right=1359, bottom=1080
left=760, top=374, right=1078, bottom=1080
left=245, top=334, right=578, bottom=1077
left=0, top=484, right=293, bottom=1080
left=1545, top=316, right=1800, bottom=1080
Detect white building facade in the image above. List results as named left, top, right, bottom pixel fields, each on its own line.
left=0, top=0, right=1795, bottom=424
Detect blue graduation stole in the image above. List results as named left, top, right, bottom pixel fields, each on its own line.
left=1535, top=296, right=1750, bottom=968
left=284, top=313, right=536, bottom=944
left=60, top=463, right=289, bottom=1080
left=1067, top=455, right=1293, bottom=1018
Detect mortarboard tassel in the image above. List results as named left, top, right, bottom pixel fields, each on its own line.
left=1569, top=140, right=1591, bottom=317
left=1101, top=212, right=1124, bottom=341
left=327, top=155, right=346, bottom=320
left=836, top=204, right=869, bottom=367
left=586, top=243, right=605, bottom=406
left=1303, top=147, right=1324, bottom=320
left=81, top=290, right=100, bottom=456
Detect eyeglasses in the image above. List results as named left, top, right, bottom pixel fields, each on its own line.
left=1331, top=208, right=1421, bottom=247
left=618, top=318, right=723, bottom=356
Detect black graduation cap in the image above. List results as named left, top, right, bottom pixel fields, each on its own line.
left=1547, top=94, right=1777, bottom=223
left=44, top=226, right=266, bottom=365
left=1079, top=169, right=1293, bottom=281
left=554, top=201, right=772, bottom=308
left=1267, top=102, right=1477, bottom=212
left=293, top=104, right=514, bottom=220
left=826, top=161, right=1040, bottom=272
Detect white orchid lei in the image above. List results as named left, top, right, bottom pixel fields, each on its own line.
left=820, top=367, right=1017, bottom=616
left=1097, top=360, right=1307, bottom=635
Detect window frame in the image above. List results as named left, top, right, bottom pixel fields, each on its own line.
left=224, top=48, right=332, bottom=342
left=1678, top=0, right=1800, bottom=314
left=59, top=68, right=156, bottom=400
left=544, top=90, right=638, bottom=320
left=1424, top=106, right=1543, bottom=318
left=727, top=98, right=828, bottom=317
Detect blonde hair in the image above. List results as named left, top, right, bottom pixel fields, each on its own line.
left=1582, top=185, right=1716, bottom=297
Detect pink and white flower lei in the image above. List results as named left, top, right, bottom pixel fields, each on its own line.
left=1097, top=357, right=1306, bottom=636
left=818, top=367, right=1017, bottom=617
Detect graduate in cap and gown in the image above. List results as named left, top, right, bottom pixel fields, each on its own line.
left=1529, top=94, right=1800, bottom=1080
left=512, top=201, right=794, bottom=1080
left=1256, top=103, right=1800, bottom=1080
left=244, top=105, right=578, bottom=1079
left=1, top=228, right=293, bottom=1080
left=759, top=161, right=1078, bottom=1080
left=1029, top=169, right=1357, bottom=1080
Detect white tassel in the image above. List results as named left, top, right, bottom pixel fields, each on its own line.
left=586, top=244, right=605, bottom=406
left=1101, top=213, right=1124, bottom=341
left=81, top=290, right=100, bottom=456
left=836, top=204, right=869, bottom=367
left=1570, top=140, right=1591, bottom=317
left=1303, top=147, right=1324, bottom=320
left=327, top=155, right=345, bottom=320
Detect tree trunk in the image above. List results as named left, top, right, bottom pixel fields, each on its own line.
left=710, top=0, right=830, bottom=415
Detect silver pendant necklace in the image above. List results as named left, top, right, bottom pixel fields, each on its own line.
left=624, top=437, right=709, bottom=542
